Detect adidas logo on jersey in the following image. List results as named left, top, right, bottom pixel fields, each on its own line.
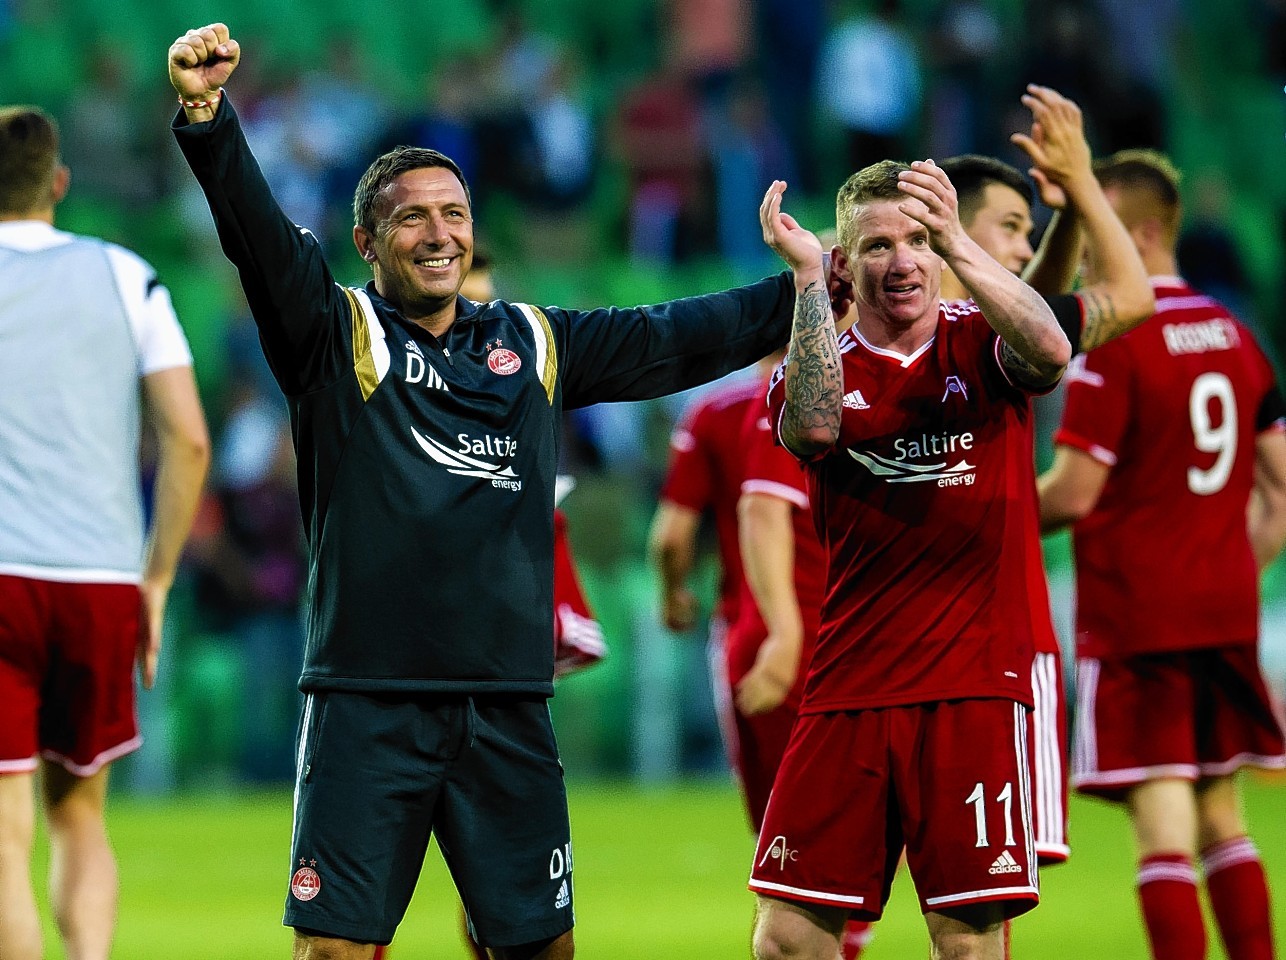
left=404, top=340, right=424, bottom=358
left=989, top=850, right=1023, bottom=875
left=554, top=879, right=570, bottom=909
left=842, top=389, right=870, bottom=410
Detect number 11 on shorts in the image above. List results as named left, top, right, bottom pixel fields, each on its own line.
left=965, top=781, right=1015, bottom=848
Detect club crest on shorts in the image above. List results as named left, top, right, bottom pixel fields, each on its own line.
left=486, top=339, right=522, bottom=376
left=291, top=862, right=322, bottom=901
left=756, top=834, right=798, bottom=870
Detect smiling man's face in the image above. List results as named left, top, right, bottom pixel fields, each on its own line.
left=841, top=199, right=942, bottom=329
left=357, top=166, right=473, bottom=325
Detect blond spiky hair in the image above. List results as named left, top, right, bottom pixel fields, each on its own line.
left=835, top=160, right=910, bottom=250
left=1095, top=149, right=1181, bottom=198
left=1093, top=148, right=1183, bottom=239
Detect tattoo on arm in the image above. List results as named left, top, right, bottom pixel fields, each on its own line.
left=999, top=339, right=1059, bottom=388
left=1078, top=290, right=1120, bottom=352
left=782, top=280, right=842, bottom=452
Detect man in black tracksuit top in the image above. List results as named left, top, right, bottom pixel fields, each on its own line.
left=169, top=24, right=801, bottom=960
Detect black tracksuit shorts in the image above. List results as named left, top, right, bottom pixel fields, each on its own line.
left=284, top=691, right=574, bottom=947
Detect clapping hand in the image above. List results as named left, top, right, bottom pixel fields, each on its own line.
left=1011, top=84, right=1092, bottom=210
left=760, top=181, right=825, bottom=278
left=896, top=159, right=969, bottom=260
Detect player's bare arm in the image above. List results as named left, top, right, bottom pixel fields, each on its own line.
left=759, top=181, right=841, bottom=455
left=1037, top=445, right=1110, bottom=533
left=648, top=502, right=701, bottom=631
left=139, top=366, right=210, bottom=688
left=1013, top=85, right=1154, bottom=350
left=782, top=283, right=843, bottom=454
left=735, top=492, right=802, bottom=715
left=1247, top=429, right=1286, bottom=571
left=168, top=23, right=240, bottom=123
left=899, top=160, right=1069, bottom=384
left=1022, top=206, right=1080, bottom=298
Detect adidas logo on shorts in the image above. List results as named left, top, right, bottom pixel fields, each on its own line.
left=989, top=850, right=1023, bottom=875
left=554, top=879, right=570, bottom=909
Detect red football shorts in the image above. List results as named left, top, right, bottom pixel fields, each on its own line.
left=749, top=699, right=1039, bottom=920
left=723, top=695, right=798, bottom=832
left=1029, top=652, right=1070, bottom=864
left=1072, top=646, right=1286, bottom=801
left=712, top=617, right=803, bottom=831
left=0, top=575, right=142, bottom=776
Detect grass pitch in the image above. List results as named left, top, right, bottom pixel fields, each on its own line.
left=32, top=775, right=1286, bottom=958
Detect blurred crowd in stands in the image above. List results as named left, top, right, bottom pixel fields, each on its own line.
left=4, top=0, right=1285, bottom=785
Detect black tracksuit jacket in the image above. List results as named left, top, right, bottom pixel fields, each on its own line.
left=174, top=97, right=794, bottom=695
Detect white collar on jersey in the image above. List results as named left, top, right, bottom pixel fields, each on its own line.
left=849, top=322, right=936, bottom=368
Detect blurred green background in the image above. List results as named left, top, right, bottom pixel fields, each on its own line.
left=3, top=0, right=1282, bottom=789
left=3, top=0, right=1285, bottom=953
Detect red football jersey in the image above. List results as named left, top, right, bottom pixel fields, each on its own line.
left=768, top=302, right=1042, bottom=712
left=659, top=377, right=763, bottom=624
left=724, top=386, right=826, bottom=707
left=1054, top=277, right=1283, bottom=658
left=944, top=299, right=1066, bottom=658
left=1019, top=419, right=1062, bottom=655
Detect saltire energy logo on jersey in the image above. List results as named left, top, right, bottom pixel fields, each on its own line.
left=412, top=428, right=523, bottom=491
left=847, top=430, right=977, bottom=486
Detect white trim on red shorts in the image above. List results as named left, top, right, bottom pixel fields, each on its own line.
left=1073, top=762, right=1199, bottom=790
left=1031, top=653, right=1068, bottom=862
left=924, top=884, right=1040, bottom=908
left=1072, top=657, right=1101, bottom=782
left=707, top=615, right=743, bottom=794
left=0, top=756, right=39, bottom=774
left=748, top=878, right=866, bottom=908
left=40, top=735, right=142, bottom=777
left=1036, top=840, right=1072, bottom=860
left=1198, top=752, right=1286, bottom=777
left=1073, top=654, right=1286, bottom=793
left=1013, top=702, right=1039, bottom=891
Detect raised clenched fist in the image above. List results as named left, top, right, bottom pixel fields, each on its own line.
left=168, top=23, right=240, bottom=102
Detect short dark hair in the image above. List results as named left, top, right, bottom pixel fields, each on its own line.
left=940, top=154, right=1033, bottom=226
left=352, top=146, right=471, bottom=233
left=836, top=160, right=911, bottom=250
left=0, top=106, right=60, bottom=215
